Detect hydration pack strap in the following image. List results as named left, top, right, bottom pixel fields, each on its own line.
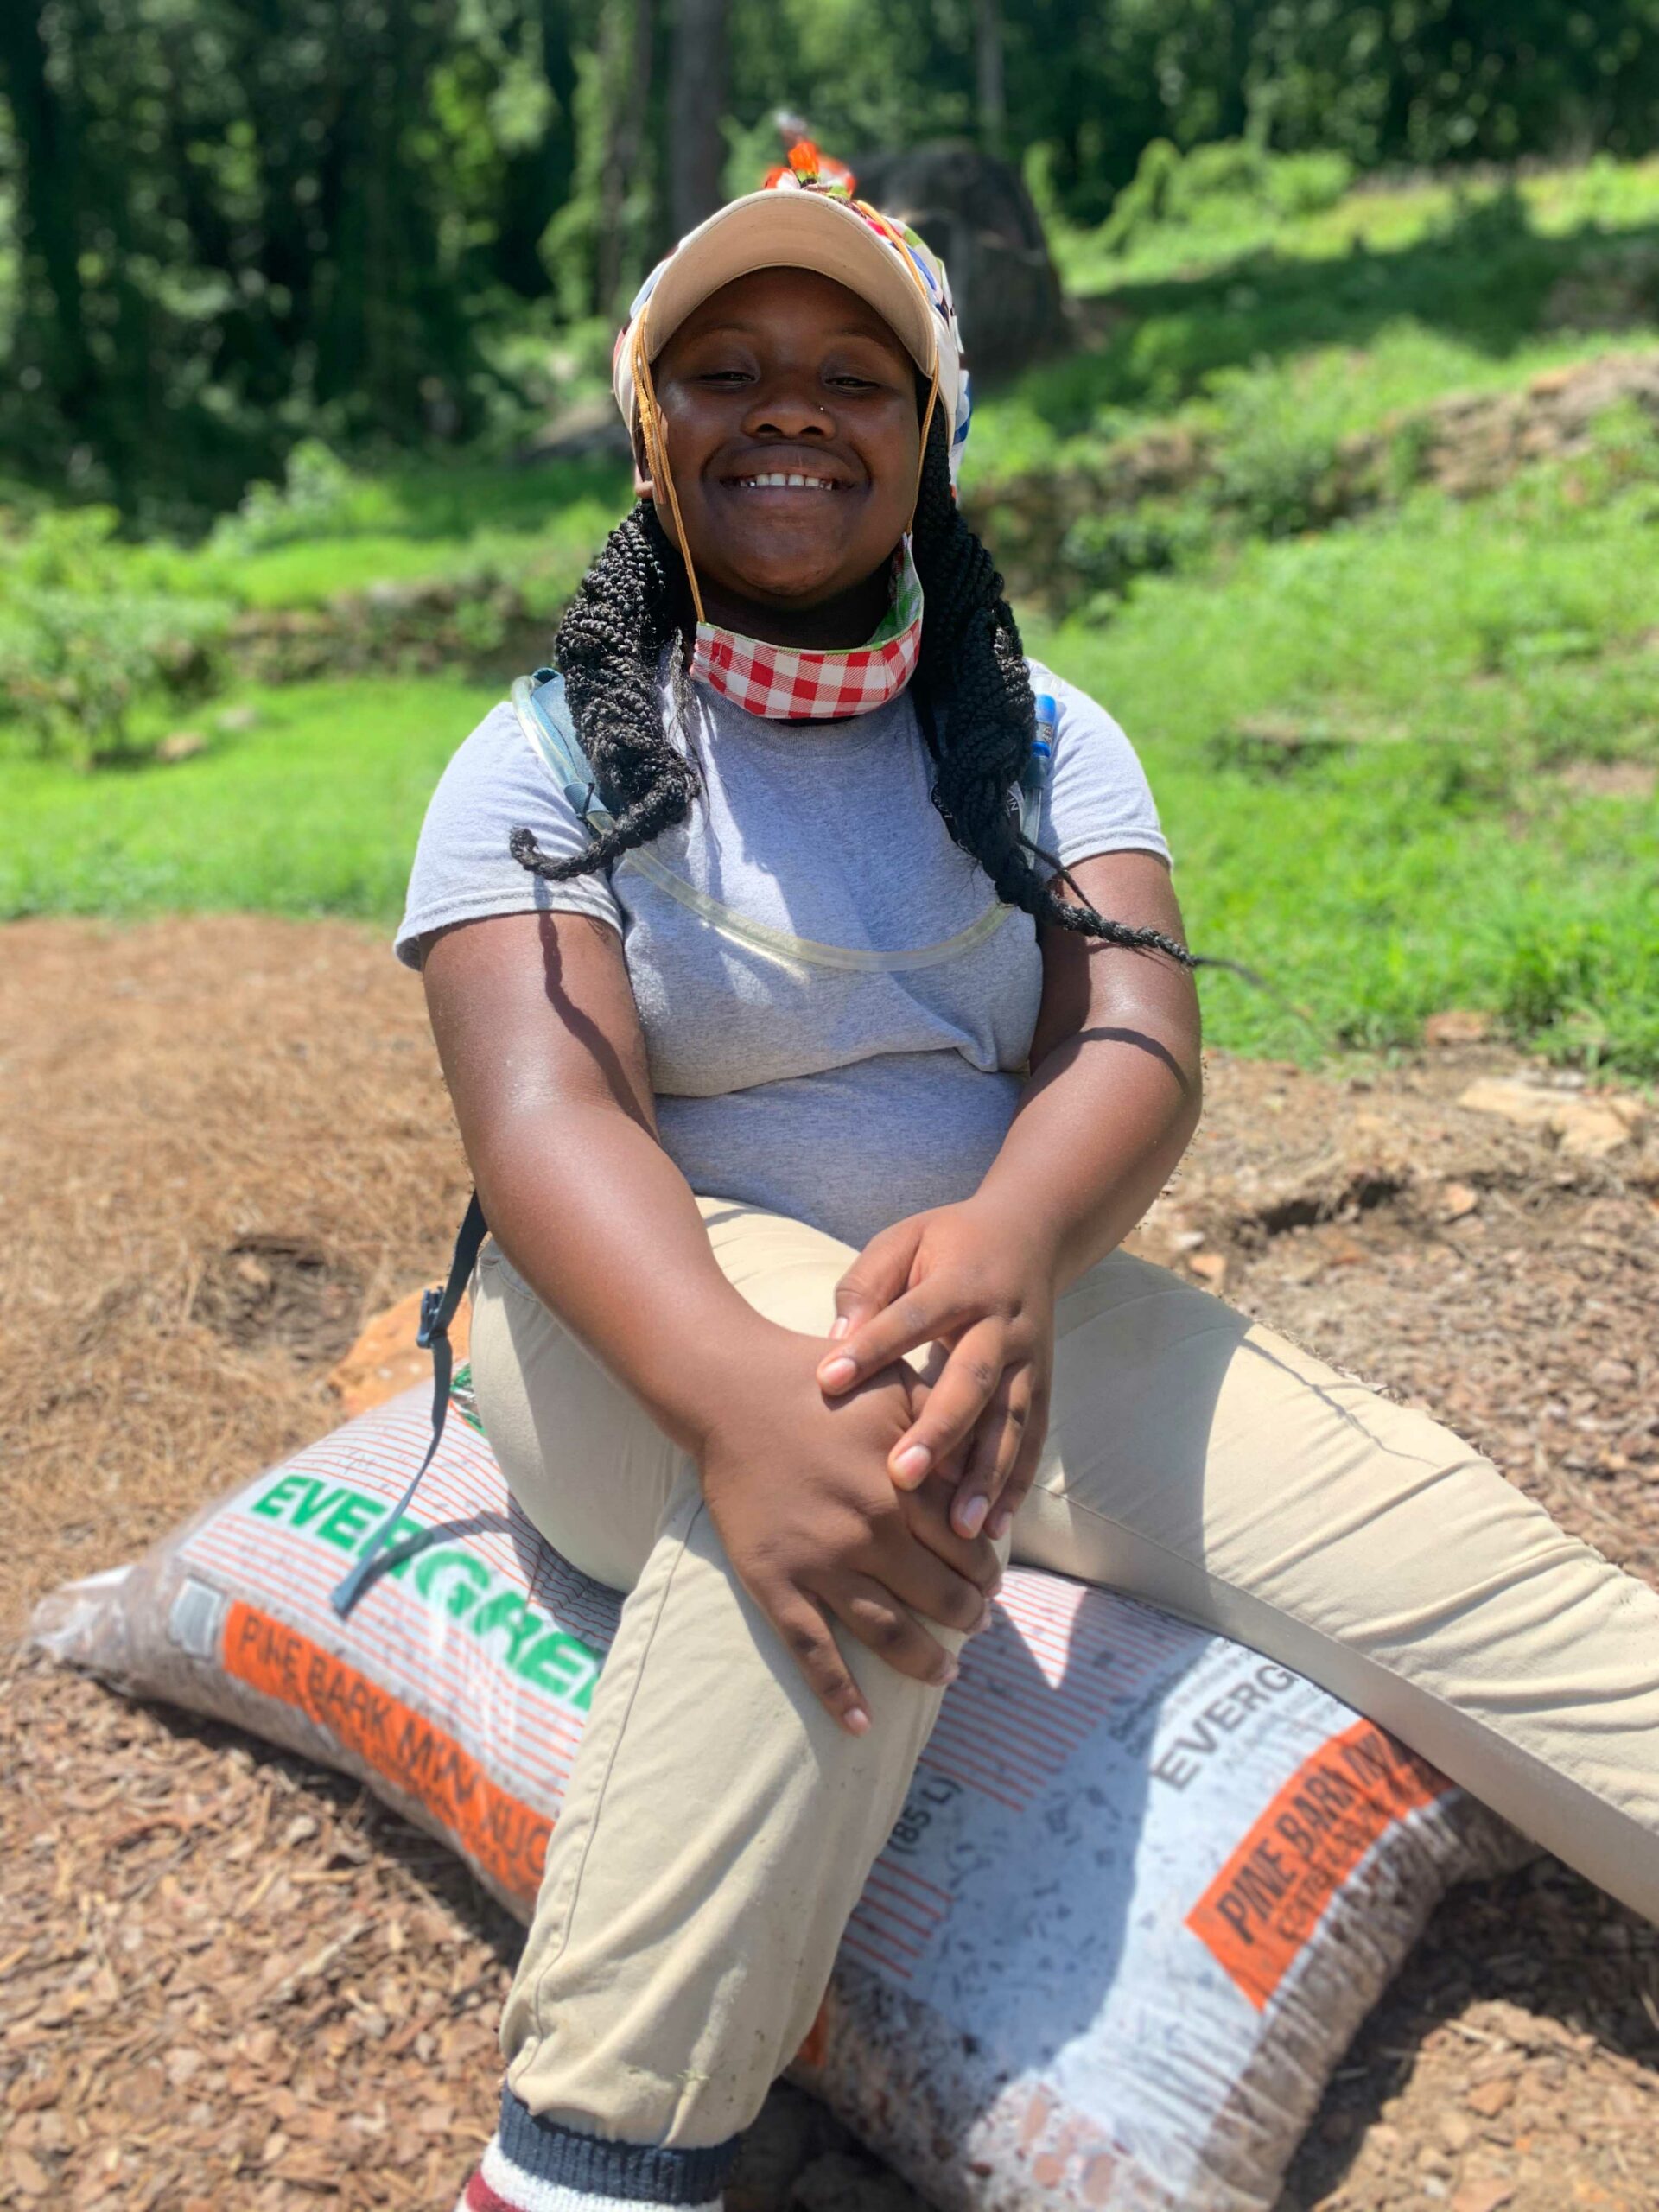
left=330, top=1190, right=490, bottom=1618
left=513, top=666, right=611, bottom=836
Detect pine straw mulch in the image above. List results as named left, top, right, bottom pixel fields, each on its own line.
left=3, top=915, right=1658, bottom=2212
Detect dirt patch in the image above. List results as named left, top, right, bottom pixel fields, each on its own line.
left=193, top=1236, right=365, bottom=1362
left=3, top=917, right=1656, bottom=2212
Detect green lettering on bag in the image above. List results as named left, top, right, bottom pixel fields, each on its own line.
left=243, top=1470, right=602, bottom=1713
left=250, top=1472, right=312, bottom=1521
left=318, top=1492, right=381, bottom=1553
left=415, top=1549, right=491, bottom=1619
left=518, top=1630, right=600, bottom=1709
left=469, top=1590, right=543, bottom=1669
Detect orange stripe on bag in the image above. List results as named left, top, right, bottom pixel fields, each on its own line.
left=222, top=1599, right=551, bottom=1905
left=1185, top=1719, right=1450, bottom=2011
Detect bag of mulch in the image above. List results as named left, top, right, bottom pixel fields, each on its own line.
left=32, top=1387, right=1526, bottom=2212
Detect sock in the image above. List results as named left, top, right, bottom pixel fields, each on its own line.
left=454, top=2085, right=737, bottom=2212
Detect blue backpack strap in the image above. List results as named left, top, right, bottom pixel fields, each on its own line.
left=915, top=683, right=1052, bottom=850
left=1022, top=692, right=1057, bottom=846
left=511, top=666, right=612, bottom=841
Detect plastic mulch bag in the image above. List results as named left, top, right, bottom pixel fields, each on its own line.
left=32, top=1387, right=1525, bottom=2212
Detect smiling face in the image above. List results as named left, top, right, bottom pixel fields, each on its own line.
left=640, top=265, right=925, bottom=649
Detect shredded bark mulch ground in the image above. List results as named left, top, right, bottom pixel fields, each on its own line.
left=3, top=917, right=1656, bottom=2212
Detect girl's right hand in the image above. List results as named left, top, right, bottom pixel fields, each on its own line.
left=696, top=1330, right=1002, bottom=1734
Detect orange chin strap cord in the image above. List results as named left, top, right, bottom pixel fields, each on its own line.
left=632, top=317, right=709, bottom=626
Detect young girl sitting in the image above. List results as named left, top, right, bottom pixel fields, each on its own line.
left=395, top=151, right=1659, bottom=2212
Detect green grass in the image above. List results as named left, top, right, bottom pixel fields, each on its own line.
left=1048, top=151, right=1659, bottom=296
left=970, top=158, right=1659, bottom=485
left=1026, top=446, right=1659, bottom=1074
left=174, top=452, right=632, bottom=608
left=0, top=678, right=499, bottom=923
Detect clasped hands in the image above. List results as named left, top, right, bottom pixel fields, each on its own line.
left=817, top=1191, right=1058, bottom=1541
left=696, top=1192, right=1058, bottom=1736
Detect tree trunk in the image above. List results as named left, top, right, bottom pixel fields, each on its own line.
left=0, top=3, right=91, bottom=408
left=976, top=0, right=1007, bottom=156
left=596, top=0, right=655, bottom=315
left=667, top=0, right=727, bottom=237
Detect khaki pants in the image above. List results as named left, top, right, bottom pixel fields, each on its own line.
left=470, top=1197, right=1659, bottom=2152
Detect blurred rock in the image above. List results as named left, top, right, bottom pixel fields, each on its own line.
left=790, top=2149, right=933, bottom=2212
left=727, top=2083, right=858, bottom=2212
left=518, top=396, right=632, bottom=467
left=1554, top=1094, right=1647, bottom=1157
left=1425, top=1009, right=1493, bottom=1046
left=1458, top=1077, right=1646, bottom=1159
left=156, top=729, right=207, bottom=763
left=851, top=143, right=1066, bottom=381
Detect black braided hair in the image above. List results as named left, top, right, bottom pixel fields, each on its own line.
left=512, top=403, right=1198, bottom=970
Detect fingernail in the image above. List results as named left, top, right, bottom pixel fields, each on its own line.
left=817, top=1355, right=856, bottom=1388
left=988, top=1506, right=1013, bottom=1539
left=844, top=1705, right=871, bottom=1735
left=892, top=1444, right=931, bottom=1481
left=972, top=1601, right=995, bottom=1634
left=938, top=1658, right=960, bottom=1688
left=829, top=1314, right=850, bottom=1341
left=957, top=1494, right=988, bottom=1536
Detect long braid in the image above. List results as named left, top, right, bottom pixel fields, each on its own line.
left=910, top=406, right=1198, bottom=967
left=509, top=500, right=700, bottom=881
left=512, top=408, right=1199, bottom=972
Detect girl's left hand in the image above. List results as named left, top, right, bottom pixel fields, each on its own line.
left=815, top=1195, right=1058, bottom=1541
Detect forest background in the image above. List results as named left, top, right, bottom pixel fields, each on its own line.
left=3, top=0, right=1659, bottom=1071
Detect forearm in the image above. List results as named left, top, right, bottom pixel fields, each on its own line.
left=467, top=1096, right=787, bottom=1453
left=976, top=1013, right=1202, bottom=1293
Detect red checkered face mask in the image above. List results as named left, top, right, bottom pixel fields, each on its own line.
left=689, top=537, right=924, bottom=721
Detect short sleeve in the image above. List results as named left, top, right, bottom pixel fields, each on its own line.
left=393, top=701, right=623, bottom=969
left=1026, top=660, right=1171, bottom=872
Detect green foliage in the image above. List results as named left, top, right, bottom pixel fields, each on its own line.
left=0, top=678, right=501, bottom=918
left=967, top=157, right=1659, bottom=617
left=1020, top=439, right=1659, bottom=1073
left=0, top=0, right=577, bottom=519
left=0, top=448, right=630, bottom=750
left=1058, top=500, right=1211, bottom=599
left=209, top=442, right=365, bottom=557
left=1099, top=139, right=1355, bottom=257
left=8, top=0, right=1659, bottom=517
left=0, top=508, right=233, bottom=764
left=193, top=448, right=629, bottom=616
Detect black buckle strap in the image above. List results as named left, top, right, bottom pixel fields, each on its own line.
left=330, top=1192, right=491, bottom=1618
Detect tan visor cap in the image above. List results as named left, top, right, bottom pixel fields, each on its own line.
left=637, top=189, right=939, bottom=377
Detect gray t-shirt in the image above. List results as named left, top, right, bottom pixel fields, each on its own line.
left=397, top=660, right=1169, bottom=1249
